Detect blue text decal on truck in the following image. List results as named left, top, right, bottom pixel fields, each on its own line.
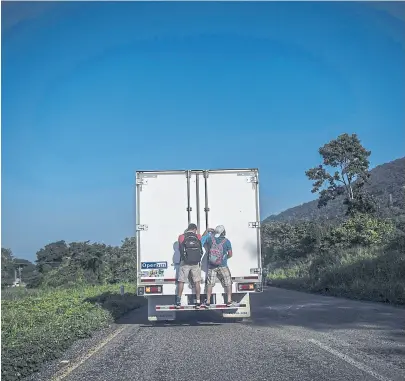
left=141, top=261, right=168, bottom=269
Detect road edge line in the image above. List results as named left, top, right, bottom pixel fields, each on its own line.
left=308, top=338, right=392, bottom=381
left=52, top=325, right=128, bottom=381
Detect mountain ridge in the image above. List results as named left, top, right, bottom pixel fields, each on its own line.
left=263, top=156, right=405, bottom=224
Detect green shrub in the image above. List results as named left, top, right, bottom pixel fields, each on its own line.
left=268, top=257, right=311, bottom=280
left=310, top=246, right=405, bottom=304
left=262, top=221, right=318, bottom=263
left=267, top=244, right=405, bottom=305
left=1, top=284, right=145, bottom=381
left=1, top=287, right=44, bottom=301
left=322, top=214, right=394, bottom=249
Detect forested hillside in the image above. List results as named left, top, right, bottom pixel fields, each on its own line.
left=261, top=134, right=405, bottom=306
left=264, top=156, right=405, bottom=224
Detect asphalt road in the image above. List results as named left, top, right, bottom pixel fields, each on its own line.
left=51, top=287, right=404, bottom=381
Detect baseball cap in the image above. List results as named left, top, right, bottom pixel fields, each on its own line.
left=214, top=225, right=225, bottom=238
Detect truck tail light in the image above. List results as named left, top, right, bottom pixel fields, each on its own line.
left=238, top=283, right=255, bottom=291
left=145, top=286, right=163, bottom=294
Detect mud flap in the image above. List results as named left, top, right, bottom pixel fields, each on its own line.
left=222, top=293, right=251, bottom=319
left=148, top=296, right=176, bottom=321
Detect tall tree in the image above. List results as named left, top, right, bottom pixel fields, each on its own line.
left=1, top=248, right=15, bottom=287
left=115, top=237, right=137, bottom=283
left=305, top=133, right=374, bottom=215
left=35, top=240, right=69, bottom=273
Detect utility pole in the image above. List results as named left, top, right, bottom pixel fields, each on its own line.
left=13, top=262, right=28, bottom=286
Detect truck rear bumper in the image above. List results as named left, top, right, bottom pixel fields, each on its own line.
left=147, top=293, right=251, bottom=321
left=155, top=303, right=247, bottom=311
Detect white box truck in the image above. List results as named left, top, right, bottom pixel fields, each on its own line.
left=136, top=168, right=263, bottom=322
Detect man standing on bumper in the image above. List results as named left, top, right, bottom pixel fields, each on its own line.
left=176, top=223, right=203, bottom=309
left=202, top=225, right=236, bottom=308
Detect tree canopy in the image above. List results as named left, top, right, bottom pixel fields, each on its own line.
left=1, top=238, right=137, bottom=289
left=305, top=133, right=375, bottom=215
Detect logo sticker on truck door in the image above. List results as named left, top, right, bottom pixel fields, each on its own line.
left=141, top=261, right=168, bottom=269
left=141, top=269, right=165, bottom=277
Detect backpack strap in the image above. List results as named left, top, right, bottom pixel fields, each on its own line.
left=198, top=234, right=203, bottom=254
left=210, top=235, right=227, bottom=247
left=179, top=234, right=186, bottom=259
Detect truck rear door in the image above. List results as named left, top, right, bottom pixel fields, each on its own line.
left=200, top=169, right=262, bottom=280
left=136, top=171, right=188, bottom=286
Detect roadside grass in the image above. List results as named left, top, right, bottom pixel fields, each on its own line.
left=1, top=283, right=146, bottom=381
left=266, top=258, right=312, bottom=291
left=267, top=246, right=405, bottom=306
left=1, top=287, right=44, bottom=301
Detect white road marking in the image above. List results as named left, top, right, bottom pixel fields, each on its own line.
left=52, top=325, right=128, bottom=380
left=308, top=338, right=392, bottom=381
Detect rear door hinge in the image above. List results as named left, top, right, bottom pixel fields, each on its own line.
left=246, top=176, right=258, bottom=184
left=248, top=222, right=261, bottom=228
left=250, top=268, right=262, bottom=274
left=136, top=224, right=148, bottom=231
left=136, top=178, right=148, bottom=185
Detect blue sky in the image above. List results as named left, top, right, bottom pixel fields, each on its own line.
left=2, top=2, right=404, bottom=261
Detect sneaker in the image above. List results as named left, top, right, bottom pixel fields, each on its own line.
left=226, top=301, right=237, bottom=307
left=175, top=296, right=181, bottom=309
left=195, top=302, right=201, bottom=310
left=201, top=302, right=210, bottom=309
